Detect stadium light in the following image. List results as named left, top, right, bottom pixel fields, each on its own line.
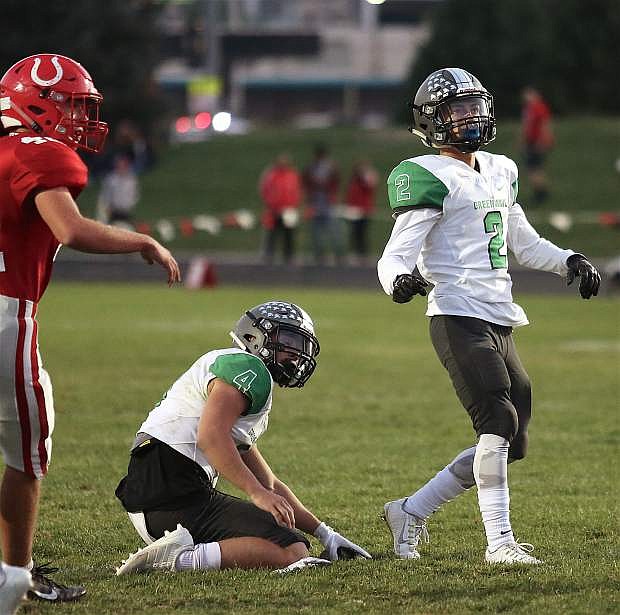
left=212, top=111, right=232, bottom=132
left=175, top=116, right=191, bottom=134
left=195, top=112, right=212, bottom=130
left=365, top=0, right=386, bottom=4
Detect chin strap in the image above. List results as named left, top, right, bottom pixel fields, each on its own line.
left=0, top=98, right=42, bottom=133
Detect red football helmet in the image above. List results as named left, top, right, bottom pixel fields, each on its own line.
left=0, top=54, right=108, bottom=153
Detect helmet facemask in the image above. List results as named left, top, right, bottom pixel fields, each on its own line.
left=434, top=94, right=494, bottom=153
left=261, top=322, right=319, bottom=387
left=36, top=90, right=108, bottom=153
left=56, top=93, right=108, bottom=152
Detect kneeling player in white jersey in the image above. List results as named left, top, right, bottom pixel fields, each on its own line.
left=378, top=68, right=601, bottom=565
left=115, top=301, right=371, bottom=575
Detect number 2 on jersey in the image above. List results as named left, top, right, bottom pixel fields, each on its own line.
left=395, top=173, right=411, bottom=201
left=484, top=211, right=507, bottom=269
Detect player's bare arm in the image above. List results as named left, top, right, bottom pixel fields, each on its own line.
left=35, top=187, right=181, bottom=285
left=198, top=379, right=295, bottom=528
left=242, top=446, right=320, bottom=533
left=242, top=447, right=370, bottom=559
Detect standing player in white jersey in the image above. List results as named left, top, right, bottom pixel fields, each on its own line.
left=378, top=68, right=600, bottom=565
left=115, top=301, right=371, bottom=576
left=0, top=54, right=180, bottom=614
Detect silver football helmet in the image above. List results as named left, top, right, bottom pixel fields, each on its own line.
left=230, top=301, right=320, bottom=388
left=409, top=67, right=496, bottom=153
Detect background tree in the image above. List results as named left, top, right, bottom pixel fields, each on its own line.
left=0, top=0, right=165, bottom=139
left=401, top=0, right=620, bottom=118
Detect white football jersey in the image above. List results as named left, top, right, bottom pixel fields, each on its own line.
left=378, top=152, right=574, bottom=326
left=139, top=348, right=273, bottom=486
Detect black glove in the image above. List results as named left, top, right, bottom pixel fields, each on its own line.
left=392, top=272, right=429, bottom=304
left=566, top=254, right=601, bottom=299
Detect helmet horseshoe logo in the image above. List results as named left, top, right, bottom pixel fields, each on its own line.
left=31, top=56, right=63, bottom=87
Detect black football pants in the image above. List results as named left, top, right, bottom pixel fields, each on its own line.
left=429, top=315, right=531, bottom=461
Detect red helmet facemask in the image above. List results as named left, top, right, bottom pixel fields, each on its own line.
left=0, top=54, right=108, bottom=153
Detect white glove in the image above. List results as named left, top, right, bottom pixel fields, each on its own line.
left=314, top=522, right=372, bottom=561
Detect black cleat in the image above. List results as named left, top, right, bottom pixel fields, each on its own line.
left=27, top=562, right=86, bottom=602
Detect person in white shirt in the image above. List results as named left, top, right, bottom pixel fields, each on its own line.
left=115, top=301, right=370, bottom=575
left=378, top=68, right=600, bottom=565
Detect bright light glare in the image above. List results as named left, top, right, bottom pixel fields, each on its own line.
left=212, top=112, right=232, bottom=132
left=195, top=111, right=212, bottom=130
left=366, top=0, right=386, bottom=4
left=175, top=116, right=191, bottom=133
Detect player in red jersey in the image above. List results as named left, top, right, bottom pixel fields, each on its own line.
left=0, top=54, right=180, bottom=613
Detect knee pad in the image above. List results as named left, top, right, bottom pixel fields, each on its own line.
left=473, top=433, right=509, bottom=489
left=447, top=446, right=476, bottom=489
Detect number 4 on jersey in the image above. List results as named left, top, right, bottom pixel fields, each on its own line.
left=484, top=211, right=507, bottom=269
left=233, top=369, right=257, bottom=393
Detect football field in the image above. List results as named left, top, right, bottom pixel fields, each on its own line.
left=12, top=283, right=619, bottom=614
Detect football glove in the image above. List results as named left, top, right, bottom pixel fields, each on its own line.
left=314, top=522, right=372, bottom=561
left=392, top=272, right=429, bottom=304
left=566, top=254, right=601, bottom=299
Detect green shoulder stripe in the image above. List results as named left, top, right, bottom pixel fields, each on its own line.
left=387, top=160, right=448, bottom=215
left=211, top=353, right=271, bottom=415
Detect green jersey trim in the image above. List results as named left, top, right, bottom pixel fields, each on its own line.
left=387, top=160, right=449, bottom=213
left=210, top=353, right=271, bottom=415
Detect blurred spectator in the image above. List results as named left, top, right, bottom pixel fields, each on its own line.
left=97, top=154, right=140, bottom=228
left=344, top=160, right=378, bottom=264
left=259, top=154, right=302, bottom=264
left=112, top=119, right=154, bottom=174
left=88, top=119, right=155, bottom=180
left=303, top=144, right=342, bottom=265
left=521, top=87, right=553, bottom=205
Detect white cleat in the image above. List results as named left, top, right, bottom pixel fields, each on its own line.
left=0, top=563, right=32, bottom=615
left=383, top=498, right=429, bottom=560
left=116, top=524, right=194, bottom=575
left=485, top=542, right=542, bottom=565
left=273, top=557, right=332, bottom=575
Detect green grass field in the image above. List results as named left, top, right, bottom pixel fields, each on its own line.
left=8, top=283, right=619, bottom=614
left=79, top=117, right=620, bottom=257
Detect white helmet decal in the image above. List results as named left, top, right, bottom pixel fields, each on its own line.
left=31, top=56, right=63, bottom=87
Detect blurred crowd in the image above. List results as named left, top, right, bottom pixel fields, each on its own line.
left=259, top=144, right=378, bottom=266
left=91, top=85, right=558, bottom=266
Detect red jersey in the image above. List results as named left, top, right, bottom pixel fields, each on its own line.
left=345, top=172, right=376, bottom=216
left=522, top=98, right=552, bottom=146
left=0, top=133, right=87, bottom=302
left=260, top=166, right=301, bottom=211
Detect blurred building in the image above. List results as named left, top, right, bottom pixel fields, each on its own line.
left=155, top=0, right=439, bottom=127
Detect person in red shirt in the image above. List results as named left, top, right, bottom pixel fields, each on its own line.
left=259, top=154, right=302, bottom=264
left=521, top=87, right=553, bottom=205
left=0, top=54, right=180, bottom=613
left=344, top=160, right=378, bottom=264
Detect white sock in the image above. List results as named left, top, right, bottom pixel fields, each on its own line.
left=0, top=561, right=31, bottom=586
left=1, top=560, right=31, bottom=573
left=473, top=433, right=514, bottom=550
left=175, top=542, right=221, bottom=571
left=403, top=446, right=476, bottom=519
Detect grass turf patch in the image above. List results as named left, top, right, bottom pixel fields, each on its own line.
left=6, top=283, right=618, bottom=614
